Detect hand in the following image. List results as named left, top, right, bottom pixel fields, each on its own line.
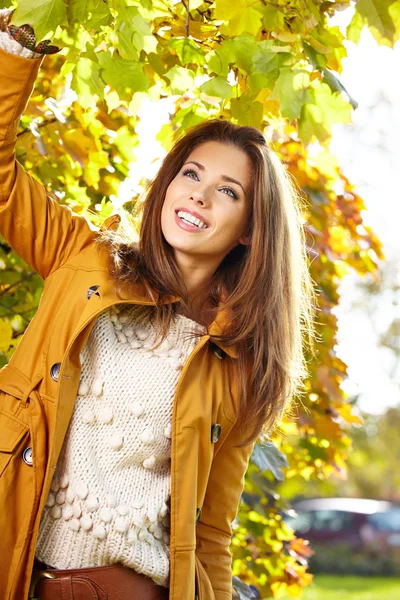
left=0, top=8, right=60, bottom=55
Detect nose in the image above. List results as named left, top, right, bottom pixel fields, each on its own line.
left=189, top=187, right=210, bottom=207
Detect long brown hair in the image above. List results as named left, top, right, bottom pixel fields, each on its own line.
left=96, top=119, right=315, bottom=446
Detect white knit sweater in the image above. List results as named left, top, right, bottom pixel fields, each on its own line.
left=36, top=305, right=202, bottom=586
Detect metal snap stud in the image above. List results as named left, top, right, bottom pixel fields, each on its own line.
left=212, top=345, right=225, bottom=360
left=86, top=285, right=101, bottom=300
left=22, top=446, right=33, bottom=466
left=195, top=507, right=202, bottom=525
left=50, top=362, right=61, bottom=382
left=211, top=424, right=222, bottom=443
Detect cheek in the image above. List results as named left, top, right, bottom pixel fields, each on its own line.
left=161, top=186, right=174, bottom=217
left=220, top=206, right=247, bottom=237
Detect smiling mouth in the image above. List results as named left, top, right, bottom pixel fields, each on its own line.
left=175, top=210, right=209, bottom=229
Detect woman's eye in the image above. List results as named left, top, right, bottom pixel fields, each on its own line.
left=220, top=187, right=238, bottom=199
left=182, top=169, right=199, bottom=180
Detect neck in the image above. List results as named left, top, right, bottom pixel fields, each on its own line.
left=174, top=255, right=217, bottom=325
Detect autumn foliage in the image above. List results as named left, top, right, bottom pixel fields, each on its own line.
left=0, top=0, right=397, bottom=597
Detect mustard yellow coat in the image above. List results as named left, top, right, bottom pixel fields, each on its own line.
left=0, top=47, right=255, bottom=600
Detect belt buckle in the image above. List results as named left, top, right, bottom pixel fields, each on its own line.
left=29, top=569, right=56, bottom=599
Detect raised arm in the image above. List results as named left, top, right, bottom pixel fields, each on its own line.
left=0, top=9, right=97, bottom=280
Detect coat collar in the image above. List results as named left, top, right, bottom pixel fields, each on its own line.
left=80, top=275, right=238, bottom=359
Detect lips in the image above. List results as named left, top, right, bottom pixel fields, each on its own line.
left=174, top=208, right=210, bottom=230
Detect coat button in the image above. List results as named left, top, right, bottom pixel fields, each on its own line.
left=86, top=285, right=101, bottom=299
left=212, top=345, right=225, bottom=360
left=50, top=362, right=61, bottom=382
left=195, top=508, right=202, bottom=525
left=22, top=446, right=33, bottom=466
left=211, top=424, right=221, bottom=443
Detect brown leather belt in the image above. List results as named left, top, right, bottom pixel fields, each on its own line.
left=29, top=560, right=169, bottom=600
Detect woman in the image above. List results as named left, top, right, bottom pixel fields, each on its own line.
left=0, top=9, right=315, bottom=600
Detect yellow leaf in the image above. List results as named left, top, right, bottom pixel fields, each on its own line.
left=84, top=151, right=110, bottom=189
left=272, top=32, right=300, bottom=42
left=271, top=44, right=292, bottom=53
left=0, top=319, right=13, bottom=353
left=271, top=581, right=288, bottom=598
left=190, top=0, right=205, bottom=8
left=220, top=6, right=263, bottom=37
left=63, top=129, right=99, bottom=164
left=286, top=583, right=304, bottom=597
left=105, top=90, right=121, bottom=113
left=308, top=37, right=331, bottom=54
left=214, top=0, right=247, bottom=20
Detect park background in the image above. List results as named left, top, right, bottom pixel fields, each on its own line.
left=0, top=0, right=399, bottom=598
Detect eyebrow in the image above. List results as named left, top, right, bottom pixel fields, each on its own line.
left=183, top=161, right=246, bottom=194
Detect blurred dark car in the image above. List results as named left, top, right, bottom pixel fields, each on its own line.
left=284, top=497, right=400, bottom=575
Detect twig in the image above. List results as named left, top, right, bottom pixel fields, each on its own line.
left=16, top=117, right=58, bottom=138
left=0, top=272, right=36, bottom=297
left=182, top=0, right=190, bottom=37
left=0, top=302, right=31, bottom=324
left=12, top=327, right=28, bottom=338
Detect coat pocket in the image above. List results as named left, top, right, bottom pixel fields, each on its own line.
left=0, top=409, right=29, bottom=477
left=195, top=554, right=215, bottom=600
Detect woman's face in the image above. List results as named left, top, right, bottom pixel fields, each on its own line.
left=161, top=141, right=251, bottom=272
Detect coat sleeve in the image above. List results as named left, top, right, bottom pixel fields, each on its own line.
left=0, top=47, right=97, bottom=280
left=195, top=419, right=256, bottom=599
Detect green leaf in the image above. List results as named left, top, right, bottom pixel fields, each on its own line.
left=355, top=0, right=398, bottom=46
left=299, top=81, right=352, bottom=145
left=67, top=0, right=110, bottom=27
left=71, top=58, right=104, bottom=109
left=231, top=96, right=263, bottom=128
left=270, top=68, right=311, bottom=121
left=116, top=5, right=151, bottom=61
left=156, top=122, right=174, bottom=151
left=251, top=442, right=288, bottom=481
left=147, top=52, right=167, bottom=76
left=172, top=106, right=209, bottom=130
left=322, top=69, right=358, bottom=110
left=346, top=9, right=365, bottom=44
left=253, top=40, right=283, bottom=74
left=302, top=41, right=327, bottom=69
left=248, top=72, right=270, bottom=95
left=12, top=0, right=67, bottom=41
left=164, top=65, right=196, bottom=94
left=199, top=76, right=233, bottom=99
left=206, top=46, right=231, bottom=78
left=300, top=438, right=329, bottom=461
left=98, top=52, right=150, bottom=100
left=85, top=2, right=112, bottom=29
left=262, top=4, right=286, bottom=31
left=221, top=35, right=259, bottom=73
left=168, top=38, right=206, bottom=66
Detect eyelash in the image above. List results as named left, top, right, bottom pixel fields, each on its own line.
left=182, top=168, right=238, bottom=200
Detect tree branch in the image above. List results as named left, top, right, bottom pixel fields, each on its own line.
left=182, top=0, right=190, bottom=37
left=0, top=272, right=36, bottom=297
left=17, top=117, right=58, bottom=138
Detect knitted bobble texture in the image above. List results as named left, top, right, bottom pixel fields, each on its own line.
left=35, top=305, right=202, bottom=588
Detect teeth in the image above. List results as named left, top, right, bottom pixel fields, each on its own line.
left=177, top=211, right=207, bottom=229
